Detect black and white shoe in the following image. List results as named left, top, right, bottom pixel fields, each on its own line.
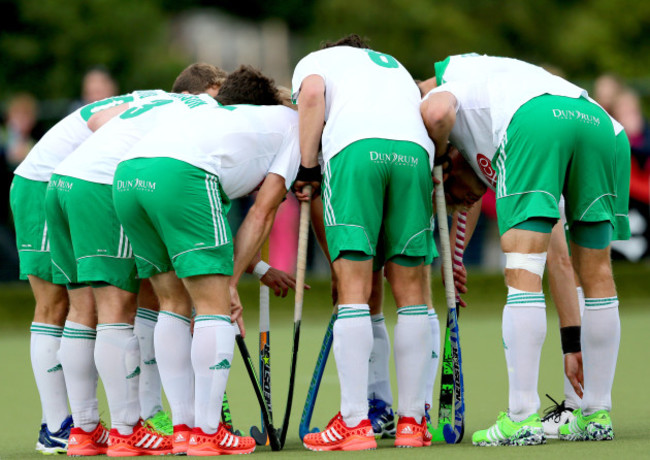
left=541, top=394, right=576, bottom=439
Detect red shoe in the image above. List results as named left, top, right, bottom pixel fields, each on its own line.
left=186, top=424, right=256, bottom=456
left=107, top=419, right=172, bottom=457
left=394, top=416, right=432, bottom=447
left=67, top=422, right=109, bottom=456
left=172, top=424, right=191, bottom=455
left=303, top=412, right=377, bottom=451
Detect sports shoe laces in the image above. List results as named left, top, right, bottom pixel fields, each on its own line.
left=541, top=394, right=570, bottom=423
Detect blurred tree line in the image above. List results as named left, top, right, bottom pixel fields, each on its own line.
left=1, top=0, right=649, bottom=103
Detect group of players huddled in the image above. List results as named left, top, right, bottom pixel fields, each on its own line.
left=14, top=33, right=624, bottom=455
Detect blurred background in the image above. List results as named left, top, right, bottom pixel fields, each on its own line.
left=1, top=0, right=649, bottom=281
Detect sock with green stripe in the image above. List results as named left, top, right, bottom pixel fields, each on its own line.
left=155, top=311, right=194, bottom=427
left=503, top=287, right=546, bottom=422
left=582, top=296, right=619, bottom=415
left=394, top=305, right=431, bottom=421
left=95, top=323, right=141, bottom=435
left=424, top=309, right=441, bottom=411
left=59, top=321, right=99, bottom=432
left=192, top=315, right=234, bottom=434
left=368, top=314, right=393, bottom=406
left=30, top=322, right=70, bottom=432
left=334, top=304, right=372, bottom=427
left=134, top=308, right=163, bottom=419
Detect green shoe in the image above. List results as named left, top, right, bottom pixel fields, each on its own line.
left=558, top=409, right=614, bottom=441
left=146, top=410, right=173, bottom=436
left=472, top=412, right=546, bottom=446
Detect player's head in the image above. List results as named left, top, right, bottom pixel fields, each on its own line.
left=321, top=33, right=370, bottom=49
left=443, top=146, right=487, bottom=213
left=172, top=63, right=227, bottom=97
left=216, top=65, right=282, bottom=106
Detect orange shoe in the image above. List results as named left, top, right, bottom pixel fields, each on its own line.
left=107, top=419, right=172, bottom=457
left=186, top=424, right=256, bottom=456
left=67, top=422, right=110, bottom=456
left=303, top=412, right=377, bottom=452
left=172, top=424, right=191, bottom=455
left=394, top=416, right=432, bottom=448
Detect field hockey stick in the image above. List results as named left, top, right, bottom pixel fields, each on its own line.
left=278, top=185, right=311, bottom=448
left=298, top=311, right=336, bottom=440
left=221, top=392, right=243, bottom=436
left=235, top=326, right=281, bottom=451
left=433, top=166, right=465, bottom=444
left=251, top=240, right=272, bottom=446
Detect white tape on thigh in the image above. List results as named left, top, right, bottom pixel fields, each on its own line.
left=505, top=252, right=547, bottom=278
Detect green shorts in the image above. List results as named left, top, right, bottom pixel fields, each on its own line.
left=494, top=95, right=617, bottom=239
left=9, top=176, right=53, bottom=282
left=113, top=158, right=234, bottom=279
left=322, top=138, right=436, bottom=263
left=46, top=175, right=139, bottom=292
left=613, top=130, right=630, bottom=241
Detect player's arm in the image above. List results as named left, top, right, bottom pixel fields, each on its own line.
left=87, top=103, right=130, bottom=131
left=447, top=199, right=482, bottom=306
left=231, top=173, right=288, bottom=288
left=293, top=75, right=325, bottom=201
left=420, top=91, right=457, bottom=160
left=245, top=254, right=309, bottom=298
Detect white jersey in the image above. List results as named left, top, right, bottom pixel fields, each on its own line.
left=292, top=46, right=435, bottom=167
left=54, top=91, right=217, bottom=184
left=121, top=104, right=300, bottom=199
left=13, top=94, right=135, bottom=182
left=424, top=57, right=587, bottom=188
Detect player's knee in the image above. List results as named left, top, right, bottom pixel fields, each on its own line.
left=504, top=252, right=547, bottom=290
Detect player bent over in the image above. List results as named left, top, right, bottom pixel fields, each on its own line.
left=292, top=34, right=436, bottom=451
left=113, top=67, right=300, bottom=456
left=421, top=54, right=626, bottom=445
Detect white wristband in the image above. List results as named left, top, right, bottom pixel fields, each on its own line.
left=253, top=261, right=271, bottom=279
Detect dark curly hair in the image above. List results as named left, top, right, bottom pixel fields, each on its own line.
left=321, top=33, right=370, bottom=49
left=171, top=63, right=227, bottom=94
left=216, top=65, right=281, bottom=106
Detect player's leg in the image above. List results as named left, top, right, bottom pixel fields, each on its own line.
left=134, top=279, right=165, bottom=424
left=148, top=271, right=194, bottom=454
left=11, top=176, right=73, bottom=452
left=422, top=265, right=441, bottom=429
left=367, top=266, right=396, bottom=438
left=382, top=139, right=435, bottom=448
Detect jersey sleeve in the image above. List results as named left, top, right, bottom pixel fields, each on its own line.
left=268, top=122, right=300, bottom=190
left=291, top=53, right=325, bottom=104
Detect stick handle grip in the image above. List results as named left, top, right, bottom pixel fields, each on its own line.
left=294, top=186, right=311, bottom=322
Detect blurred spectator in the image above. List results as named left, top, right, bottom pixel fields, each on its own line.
left=1, top=92, right=38, bottom=170
left=68, top=66, right=118, bottom=112
left=269, top=194, right=299, bottom=273
left=594, top=73, right=624, bottom=114
left=611, top=87, right=650, bottom=168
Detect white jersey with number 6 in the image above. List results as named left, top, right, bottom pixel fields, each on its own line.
left=292, top=46, right=435, bottom=167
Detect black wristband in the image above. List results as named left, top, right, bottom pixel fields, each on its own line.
left=296, top=164, right=322, bottom=183
left=560, top=326, right=581, bottom=354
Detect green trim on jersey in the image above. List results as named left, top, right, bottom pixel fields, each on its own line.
left=79, top=95, right=134, bottom=121
left=613, top=131, right=631, bottom=241
left=113, top=158, right=234, bottom=279
left=10, top=176, right=53, bottom=281
left=434, top=56, right=451, bottom=85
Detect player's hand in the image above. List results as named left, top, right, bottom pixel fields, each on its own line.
left=564, top=351, right=584, bottom=398
left=229, top=285, right=245, bottom=337
left=453, top=262, right=468, bottom=307
left=293, top=180, right=319, bottom=202
left=261, top=267, right=311, bottom=297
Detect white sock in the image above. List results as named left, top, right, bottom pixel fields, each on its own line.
left=581, top=297, right=620, bottom=415
left=192, top=315, right=234, bottom=434
left=394, top=305, right=431, bottom=421
left=424, top=309, right=441, bottom=410
left=95, top=324, right=141, bottom=435
left=134, top=308, right=162, bottom=419
left=59, top=321, right=99, bottom=432
left=334, top=304, right=372, bottom=427
left=155, top=311, right=194, bottom=427
left=502, top=287, right=546, bottom=422
left=368, top=314, right=393, bottom=406
left=30, top=323, right=70, bottom=431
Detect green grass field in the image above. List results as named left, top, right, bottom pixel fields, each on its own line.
left=1, top=262, right=649, bottom=459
